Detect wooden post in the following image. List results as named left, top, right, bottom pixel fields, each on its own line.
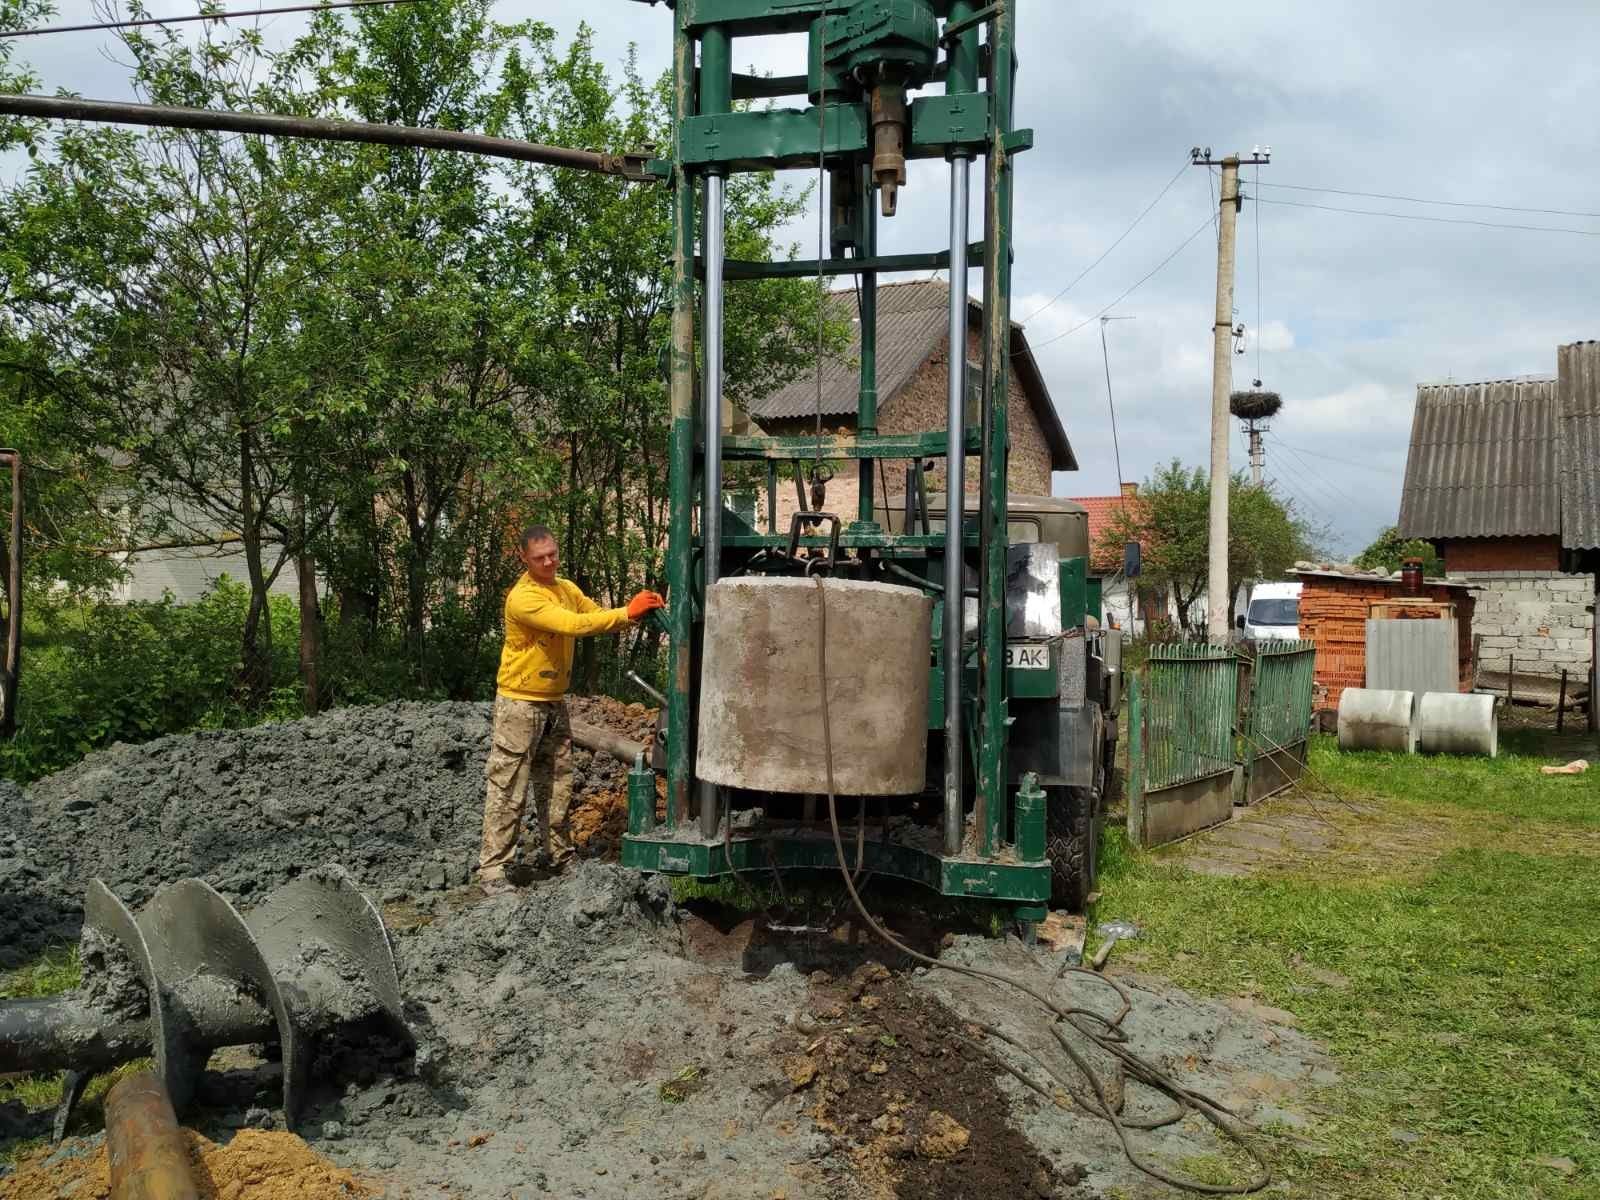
left=1558, top=668, right=1568, bottom=734
left=1508, top=654, right=1515, bottom=708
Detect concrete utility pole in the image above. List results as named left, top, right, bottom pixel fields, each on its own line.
left=1247, top=422, right=1264, bottom=487
left=1193, top=148, right=1268, bottom=640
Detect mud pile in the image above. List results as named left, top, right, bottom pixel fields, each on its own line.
left=0, top=698, right=654, bottom=964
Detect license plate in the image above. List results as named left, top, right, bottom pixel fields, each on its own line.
left=1005, top=643, right=1050, bottom=670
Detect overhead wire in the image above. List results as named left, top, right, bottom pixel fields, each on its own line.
left=1024, top=212, right=1215, bottom=353
left=1257, top=196, right=1600, bottom=237
left=1267, top=435, right=1364, bottom=511
left=1268, top=438, right=1393, bottom=475
left=0, top=0, right=429, bottom=39
left=1253, top=159, right=1262, bottom=381
left=1254, top=179, right=1600, bottom=220
left=1017, top=157, right=1190, bottom=326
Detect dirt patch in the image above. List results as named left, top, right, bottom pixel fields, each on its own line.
left=0, top=1128, right=372, bottom=1199
left=774, top=964, right=1078, bottom=1199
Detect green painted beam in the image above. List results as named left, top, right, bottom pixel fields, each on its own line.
left=620, top=826, right=1051, bottom=903
left=712, top=243, right=984, bottom=279
left=719, top=429, right=980, bottom=460
left=717, top=530, right=977, bottom=550
left=677, top=0, right=964, bottom=37
left=680, top=95, right=992, bottom=170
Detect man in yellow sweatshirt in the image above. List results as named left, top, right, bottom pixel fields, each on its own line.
left=477, top=525, right=665, bottom=895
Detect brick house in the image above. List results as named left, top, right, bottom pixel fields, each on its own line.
left=1397, top=341, right=1600, bottom=694
left=1068, top=482, right=1159, bottom=631
left=745, top=280, right=1075, bottom=530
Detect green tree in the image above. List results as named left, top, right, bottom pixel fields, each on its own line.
left=1354, top=526, right=1443, bottom=578
left=1096, top=460, right=1315, bottom=631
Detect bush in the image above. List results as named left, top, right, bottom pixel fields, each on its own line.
left=0, top=581, right=300, bottom=783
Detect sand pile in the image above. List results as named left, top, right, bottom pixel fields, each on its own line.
left=0, top=1128, right=373, bottom=1199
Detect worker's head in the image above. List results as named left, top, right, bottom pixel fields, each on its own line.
left=518, top=525, right=559, bottom=585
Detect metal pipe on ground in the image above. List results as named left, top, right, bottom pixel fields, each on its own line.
left=106, top=1070, right=200, bottom=1200
left=1336, top=688, right=1418, bottom=753
left=569, top=719, right=645, bottom=765
left=1416, top=692, right=1498, bottom=757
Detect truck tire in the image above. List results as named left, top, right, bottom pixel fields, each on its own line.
left=1046, top=785, right=1098, bottom=911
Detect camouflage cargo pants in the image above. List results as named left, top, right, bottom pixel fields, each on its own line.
left=477, top=696, right=574, bottom=882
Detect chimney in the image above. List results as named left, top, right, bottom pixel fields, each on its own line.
left=1119, top=482, right=1138, bottom=498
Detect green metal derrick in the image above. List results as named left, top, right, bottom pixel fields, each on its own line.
left=624, top=0, right=1045, bottom=918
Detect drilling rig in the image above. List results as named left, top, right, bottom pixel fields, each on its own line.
left=620, top=0, right=1120, bottom=924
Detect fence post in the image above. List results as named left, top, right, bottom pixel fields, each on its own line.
left=1558, top=668, right=1568, bottom=734
left=1126, top=672, right=1144, bottom=847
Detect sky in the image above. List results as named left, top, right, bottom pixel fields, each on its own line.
left=9, top=0, right=1600, bottom=555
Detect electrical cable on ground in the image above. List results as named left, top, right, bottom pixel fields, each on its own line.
left=1017, top=157, right=1190, bottom=326
left=1257, top=196, right=1600, bottom=237
left=0, top=0, right=427, bottom=39
left=811, top=576, right=1271, bottom=1195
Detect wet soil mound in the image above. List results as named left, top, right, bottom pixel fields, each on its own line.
left=1, top=697, right=655, bottom=965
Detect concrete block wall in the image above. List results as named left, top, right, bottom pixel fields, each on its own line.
left=1465, top=570, right=1595, bottom=677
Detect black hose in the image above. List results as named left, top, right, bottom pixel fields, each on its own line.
left=811, top=577, right=1271, bottom=1195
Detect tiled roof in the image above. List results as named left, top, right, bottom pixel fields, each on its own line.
left=1068, top=492, right=1139, bottom=573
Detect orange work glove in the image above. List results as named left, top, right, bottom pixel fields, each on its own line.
left=627, top=590, right=667, bottom=621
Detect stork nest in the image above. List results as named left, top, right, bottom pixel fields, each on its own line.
left=1230, top=389, right=1283, bottom=420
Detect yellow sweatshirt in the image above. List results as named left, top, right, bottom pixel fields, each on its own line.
left=496, top=574, right=630, bottom=701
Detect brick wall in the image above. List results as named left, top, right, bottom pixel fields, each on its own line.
left=759, top=326, right=1054, bottom=533
left=1439, top=536, right=1562, bottom=573
left=1461, top=570, right=1595, bottom=677
left=876, top=326, right=1051, bottom=503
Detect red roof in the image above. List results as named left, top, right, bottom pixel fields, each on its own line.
left=1069, top=490, right=1140, bottom=574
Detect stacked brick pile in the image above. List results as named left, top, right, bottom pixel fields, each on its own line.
left=1294, top=569, right=1476, bottom=714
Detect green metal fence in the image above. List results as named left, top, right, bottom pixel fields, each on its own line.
left=1128, top=644, right=1239, bottom=846
left=1241, top=639, right=1317, bottom=804
left=1144, top=644, right=1239, bottom=790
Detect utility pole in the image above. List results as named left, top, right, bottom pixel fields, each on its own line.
left=1193, top=147, right=1268, bottom=640
left=1247, top=422, right=1264, bottom=487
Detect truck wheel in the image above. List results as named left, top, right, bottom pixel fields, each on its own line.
left=1046, top=786, right=1098, bottom=912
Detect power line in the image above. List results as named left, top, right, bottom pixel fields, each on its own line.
left=1017, top=158, right=1189, bottom=325
left=0, top=0, right=427, bottom=39
left=1024, top=213, right=1214, bottom=353
left=1253, top=159, right=1262, bottom=381
left=1257, top=196, right=1600, bottom=238
left=1268, top=435, right=1365, bottom=513
left=1269, top=437, right=1394, bottom=475
left=1255, top=179, right=1600, bottom=221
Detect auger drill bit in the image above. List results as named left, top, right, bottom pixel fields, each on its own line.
left=0, top=864, right=409, bottom=1136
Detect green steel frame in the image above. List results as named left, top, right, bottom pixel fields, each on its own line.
left=624, top=0, right=1040, bottom=913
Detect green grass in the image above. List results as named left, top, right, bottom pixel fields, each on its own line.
left=1094, top=733, right=1600, bottom=1199
left=0, top=946, right=83, bottom=1164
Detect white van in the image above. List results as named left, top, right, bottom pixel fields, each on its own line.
left=1239, top=581, right=1302, bottom=641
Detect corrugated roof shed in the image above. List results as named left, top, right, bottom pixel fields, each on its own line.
left=1396, top=376, right=1560, bottom=539
left=746, top=279, right=1075, bottom=471
left=1557, top=340, right=1600, bottom=550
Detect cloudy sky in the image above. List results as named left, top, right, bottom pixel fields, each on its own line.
left=11, top=0, right=1600, bottom=553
